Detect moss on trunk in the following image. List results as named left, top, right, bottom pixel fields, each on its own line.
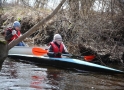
left=0, top=35, right=8, bottom=70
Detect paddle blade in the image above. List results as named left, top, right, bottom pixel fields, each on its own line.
left=84, top=55, right=95, bottom=61
left=32, top=47, right=48, bottom=56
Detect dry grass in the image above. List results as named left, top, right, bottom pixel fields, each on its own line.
left=1, top=6, right=51, bottom=28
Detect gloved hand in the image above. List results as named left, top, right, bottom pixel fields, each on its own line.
left=12, top=30, right=16, bottom=35
left=55, top=52, right=62, bottom=57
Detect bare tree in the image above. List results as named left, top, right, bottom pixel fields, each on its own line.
left=0, top=0, right=2, bottom=6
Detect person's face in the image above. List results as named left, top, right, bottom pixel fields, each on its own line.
left=56, top=39, right=62, bottom=45
left=15, top=27, right=20, bottom=30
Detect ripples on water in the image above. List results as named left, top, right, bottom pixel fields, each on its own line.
left=0, top=58, right=124, bottom=90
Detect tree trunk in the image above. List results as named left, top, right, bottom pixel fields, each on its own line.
left=69, top=0, right=80, bottom=23
left=0, top=0, right=2, bottom=14
left=80, top=0, right=95, bottom=16
left=0, top=35, right=8, bottom=70
left=118, top=0, right=124, bottom=15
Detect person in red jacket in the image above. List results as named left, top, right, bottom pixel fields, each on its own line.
left=47, top=34, right=69, bottom=58
left=5, top=21, right=25, bottom=46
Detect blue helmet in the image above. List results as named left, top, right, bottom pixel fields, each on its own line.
left=13, top=21, right=21, bottom=28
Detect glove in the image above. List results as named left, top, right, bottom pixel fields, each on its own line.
left=12, top=30, right=16, bottom=35
left=55, top=52, right=61, bottom=57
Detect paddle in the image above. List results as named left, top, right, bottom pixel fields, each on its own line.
left=32, top=47, right=95, bottom=61
left=32, top=47, right=72, bottom=56
left=32, top=47, right=48, bottom=56
left=72, top=55, right=95, bottom=61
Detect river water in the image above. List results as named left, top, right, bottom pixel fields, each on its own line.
left=0, top=58, right=124, bottom=90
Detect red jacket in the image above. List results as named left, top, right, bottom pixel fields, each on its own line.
left=7, top=28, right=20, bottom=43
left=50, top=42, right=64, bottom=58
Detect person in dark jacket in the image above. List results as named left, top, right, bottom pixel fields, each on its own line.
left=47, top=34, right=69, bottom=58
left=5, top=21, right=25, bottom=46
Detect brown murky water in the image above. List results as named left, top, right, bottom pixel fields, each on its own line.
left=0, top=58, right=124, bottom=90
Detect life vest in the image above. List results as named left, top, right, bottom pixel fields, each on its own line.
left=7, top=27, right=21, bottom=43
left=50, top=42, right=64, bottom=58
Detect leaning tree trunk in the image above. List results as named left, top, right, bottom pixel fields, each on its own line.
left=8, top=0, right=66, bottom=50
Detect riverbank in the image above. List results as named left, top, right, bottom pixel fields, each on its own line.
left=0, top=5, right=124, bottom=64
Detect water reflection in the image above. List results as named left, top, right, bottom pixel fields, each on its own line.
left=0, top=58, right=51, bottom=89
left=0, top=58, right=123, bottom=90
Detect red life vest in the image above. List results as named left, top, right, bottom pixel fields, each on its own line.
left=50, top=42, right=64, bottom=58
left=7, top=28, right=21, bottom=43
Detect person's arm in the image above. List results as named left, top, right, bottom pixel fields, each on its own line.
left=5, top=30, right=17, bottom=41
left=62, top=42, right=69, bottom=54
left=47, top=45, right=55, bottom=57
left=62, top=48, right=69, bottom=54
left=5, top=30, right=13, bottom=41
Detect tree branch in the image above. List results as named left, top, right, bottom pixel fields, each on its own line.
left=8, top=0, right=66, bottom=50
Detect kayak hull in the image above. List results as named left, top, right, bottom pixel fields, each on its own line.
left=9, top=46, right=33, bottom=55
left=8, top=54, right=124, bottom=74
left=8, top=46, right=47, bottom=55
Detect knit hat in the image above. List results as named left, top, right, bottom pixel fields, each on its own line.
left=13, top=21, right=21, bottom=28
left=53, top=34, right=62, bottom=41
